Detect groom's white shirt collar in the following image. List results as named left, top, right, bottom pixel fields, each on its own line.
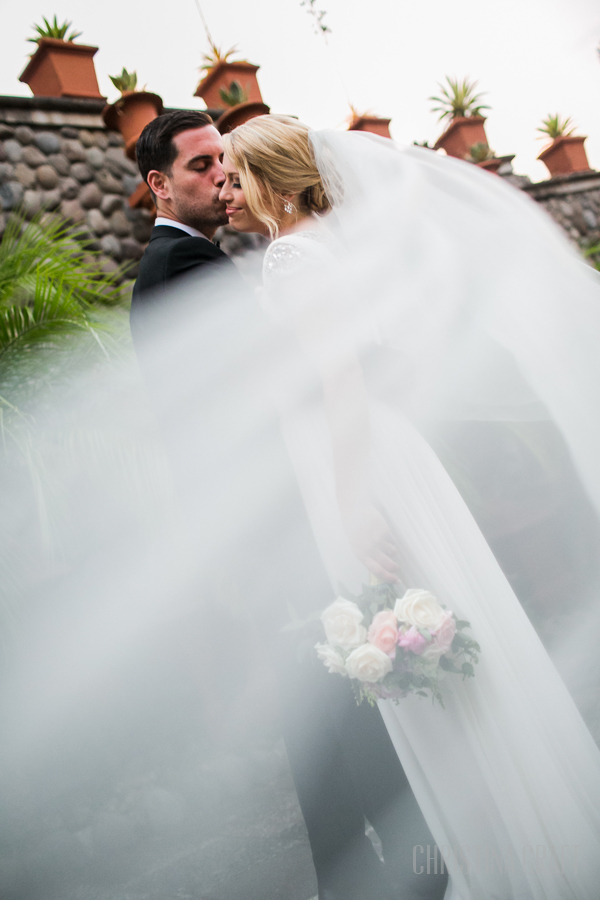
left=155, top=217, right=209, bottom=241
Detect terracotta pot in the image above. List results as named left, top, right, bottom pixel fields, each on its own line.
left=128, top=181, right=156, bottom=215
left=477, top=154, right=515, bottom=176
left=434, top=116, right=488, bottom=159
left=348, top=116, right=392, bottom=139
left=537, top=135, right=591, bottom=178
left=195, top=62, right=263, bottom=109
left=102, top=92, right=164, bottom=160
left=477, top=158, right=503, bottom=174
left=19, top=37, right=103, bottom=99
left=217, top=101, right=270, bottom=135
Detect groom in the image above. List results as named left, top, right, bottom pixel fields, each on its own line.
left=131, top=110, right=447, bottom=900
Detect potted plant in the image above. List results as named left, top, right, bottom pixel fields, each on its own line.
left=536, top=114, right=591, bottom=178
left=194, top=43, right=264, bottom=109
left=431, top=77, right=490, bottom=159
left=213, top=67, right=270, bottom=134
left=347, top=106, right=392, bottom=139
left=102, top=68, right=164, bottom=161
left=19, top=16, right=103, bottom=99
left=465, top=141, right=501, bottom=174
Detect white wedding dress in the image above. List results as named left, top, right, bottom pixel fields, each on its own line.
left=259, top=131, right=600, bottom=899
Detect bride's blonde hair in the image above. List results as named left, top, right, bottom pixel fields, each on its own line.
left=222, top=116, right=331, bottom=239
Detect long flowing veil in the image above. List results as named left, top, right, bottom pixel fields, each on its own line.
left=2, top=129, right=600, bottom=899
left=301, top=129, right=600, bottom=898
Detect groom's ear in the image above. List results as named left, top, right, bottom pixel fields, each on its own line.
left=147, top=169, right=171, bottom=201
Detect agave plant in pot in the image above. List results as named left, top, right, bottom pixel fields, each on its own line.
left=19, top=16, right=103, bottom=99
left=195, top=42, right=265, bottom=111
left=536, top=114, right=591, bottom=178
left=431, top=77, right=490, bottom=159
left=197, top=44, right=270, bottom=134
left=102, top=68, right=164, bottom=161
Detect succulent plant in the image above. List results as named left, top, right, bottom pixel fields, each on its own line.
left=537, top=114, right=575, bottom=141
left=430, top=77, right=490, bottom=123
left=109, top=68, right=139, bottom=95
left=218, top=80, right=248, bottom=108
left=28, top=15, right=82, bottom=44
left=467, top=142, right=494, bottom=163
left=200, top=42, right=242, bottom=73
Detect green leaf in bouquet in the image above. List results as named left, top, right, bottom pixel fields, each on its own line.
left=439, top=655, right=463, bottom=674
left=461, top=662, right=475, bottom=679
left=451, top=632, right=471, bottom=651
left=455, top=619, right=471, bottom=630
left=417, top=627, right=432, bottom=640
left=370, top=601, right=379, bottom=615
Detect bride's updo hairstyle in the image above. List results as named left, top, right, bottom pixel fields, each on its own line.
left=222, top=115, right=331, bottom=239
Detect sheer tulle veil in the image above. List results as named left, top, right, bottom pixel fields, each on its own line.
left=2, top=126, right=600, bottom=899
left=296, top=128, right=600, bottom=898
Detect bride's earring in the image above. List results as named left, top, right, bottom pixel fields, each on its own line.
left=283, top=199, right=294, bottom=214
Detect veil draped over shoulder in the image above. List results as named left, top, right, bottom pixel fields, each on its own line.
left=261, top=129, right=600, bottom=899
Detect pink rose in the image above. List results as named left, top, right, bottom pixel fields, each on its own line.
left=397, top=625, right=427, bottom=656
left=432, top=610, right=456, bottom=655
left=367, top=610, right=398, bottom=659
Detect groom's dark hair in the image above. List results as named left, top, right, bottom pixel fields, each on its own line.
left=135, top=110, right=214, bottom=184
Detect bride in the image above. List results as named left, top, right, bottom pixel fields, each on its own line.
left=219, top=115, right=600, bottom=899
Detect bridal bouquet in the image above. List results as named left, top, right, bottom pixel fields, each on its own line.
left=315, top=583, right=480, bottom=706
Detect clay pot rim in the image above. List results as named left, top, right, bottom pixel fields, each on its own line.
left=476, top=154, right=515, bottom=170
left=20, top=37, right=99, bottom=84
left=217, top=101, right=270, bottom=135
left=102, top=91, right=164, bottom=130
left=537, top=133, right=587, bottom=162
left=348, top=115, right=392, bottom=131
left=195, top=60, right=260, bottom=99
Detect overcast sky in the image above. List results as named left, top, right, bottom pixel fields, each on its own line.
left=1, top=0, right=599, bottom=181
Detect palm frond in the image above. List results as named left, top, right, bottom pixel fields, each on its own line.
left=0, top=214, right=124, bottom=310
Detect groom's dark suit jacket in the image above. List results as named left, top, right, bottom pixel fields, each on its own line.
left=130, top=223, right=443, bottom=900
left=131, top=223, right=236, bottom=343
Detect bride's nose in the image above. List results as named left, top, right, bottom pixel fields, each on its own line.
left=219, top=182, right=232, bottom=202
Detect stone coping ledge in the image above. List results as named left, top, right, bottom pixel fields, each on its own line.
left=524, top=169, right=600, bottom=200
left=0, top=94, right=107, bottom=113
left=0, top=95, right=222, bottom=129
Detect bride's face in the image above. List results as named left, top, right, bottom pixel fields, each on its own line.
left=220, top=154, right=270, bottom=236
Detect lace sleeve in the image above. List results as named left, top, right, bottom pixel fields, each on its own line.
left=263, top=241, right=305, bottom=289
left=264, top=229, right=338, bottom=283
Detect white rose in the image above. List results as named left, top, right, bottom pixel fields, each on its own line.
left=345, top=644, right=393, bottom=683
left=321, top=597, right=367, bottom=650
left=394, top=589, right=446, bottom=632
left=315, top=643, right=348, bottom=676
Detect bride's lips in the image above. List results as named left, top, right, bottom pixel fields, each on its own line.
left=226, top=207, right=241, bottom=216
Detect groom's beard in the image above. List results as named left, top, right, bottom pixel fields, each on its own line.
left=172, top=187, right=229, bottom=234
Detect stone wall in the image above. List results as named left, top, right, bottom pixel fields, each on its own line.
left=0, top=96, right=152, bottom=280
left=520, top=170, right=600, bottom=263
